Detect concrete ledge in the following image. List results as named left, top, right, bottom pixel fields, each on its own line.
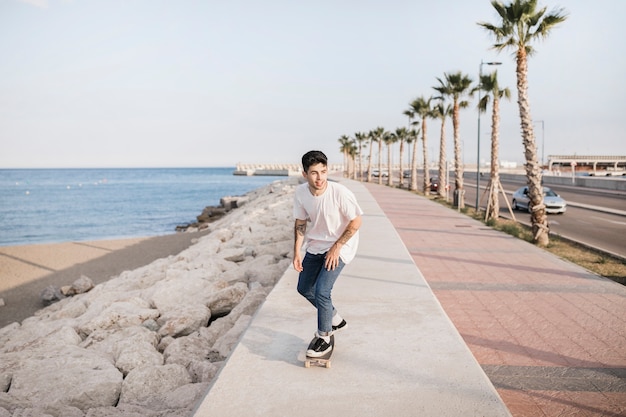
left=192, top=179, right=511, bottom=417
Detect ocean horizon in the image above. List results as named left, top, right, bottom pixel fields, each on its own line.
left=0, top=167, right=285, bottom=247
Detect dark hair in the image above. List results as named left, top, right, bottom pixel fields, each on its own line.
left=301, top=150, right=327, bottom=173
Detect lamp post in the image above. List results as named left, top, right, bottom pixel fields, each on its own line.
left=476, top=60, right=502, bottom=210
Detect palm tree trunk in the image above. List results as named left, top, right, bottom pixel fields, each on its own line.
left=367, top=139, right=373, bottom=183
left=387, top=144, right=393, bottom=187
left=358, top=143, right=363, bottom=181
left=378, top=140, right=383, bottom=185
left=421, top=119, right=430, bottom=196
left=438, top=118, right=447, bottom=198
left=486, top=96, right=500, bottom=221
left=452, top=101, right=464, bottom=208
left=410, top=138, right=418, bottom=191
left=399, top=140, right=405, bottom=188
left=517, top=48, right=549, bottom=246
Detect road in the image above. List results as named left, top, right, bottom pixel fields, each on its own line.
left=461, top=175, right=626, bottom=259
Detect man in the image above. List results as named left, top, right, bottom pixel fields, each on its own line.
left=293, top=150, right=363, bottom=357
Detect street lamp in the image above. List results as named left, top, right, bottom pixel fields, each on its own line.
left=476, top=60, right=502, bottom=210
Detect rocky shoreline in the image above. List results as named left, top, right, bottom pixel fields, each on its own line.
left=174, top=195, right=251, bottom=233
left=0, top=178, right=298, bottom=417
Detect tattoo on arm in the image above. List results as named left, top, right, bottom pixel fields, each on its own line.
left=295, top=222, right=306, bottom=238
left=337, top=226, right=356, bottom=245
left=336, top=216, right=361, bottom=246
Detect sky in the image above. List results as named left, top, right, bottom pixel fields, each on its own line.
left=1, top=0, right=624, bottom=168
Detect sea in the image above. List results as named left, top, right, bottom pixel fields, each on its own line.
left=0, top=168, right=286, bottom=247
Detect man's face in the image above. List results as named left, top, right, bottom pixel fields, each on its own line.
left=303, top=162, right=328, bottom=191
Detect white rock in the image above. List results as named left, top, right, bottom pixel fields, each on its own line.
left=8, top=345, right=122, bottom=411
left=188, top=360, right=219, bottom=383
left=72, top=274, right=95, bottom=293
left=0, top=322, right=81, bottom=354
left=211, top=227, right=234, bottom=243
left=85, top=404, right=158, bottom=417
left=162, top=332, right=212, bottom=368
left=140, top=382, right=209, bottom=411
left=77, top=298, right=159, bottom=336
left=148, top=276, right=219, bottom=312
left=40, top=296, right=88, bottom=320
left=119, top=364, right=191, bottom=405
left=81, top=326, right=161, bottom=374
left=205, top=281, right=248, bottom=316
left=0, top=322, right=20, bottom=347
left=40, top=285, right=64, bottom=305
left=197, top=317, right=234, bottom=349
left=242, top=254, right=291, bottom=287
left=9, top=403, right=84, bottom=417
left=213, top=314, right=252, bottom=357
left=157, top=304, right=211, bottom=337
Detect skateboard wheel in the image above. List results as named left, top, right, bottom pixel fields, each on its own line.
left=325, top=362, right=331, bottom=369
left=304, top=361, right=310, bottom=368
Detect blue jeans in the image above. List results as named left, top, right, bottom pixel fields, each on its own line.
left=297, top=252, right=345, bottom=334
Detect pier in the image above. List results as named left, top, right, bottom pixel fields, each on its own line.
left=233, top=163, right=343, bottom=176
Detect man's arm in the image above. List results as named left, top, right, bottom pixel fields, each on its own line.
left=293, top=219, right=307, bottom=272
left=325, top=215, right=362, bottom=271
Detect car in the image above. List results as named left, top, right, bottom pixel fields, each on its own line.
left=429, top=177, right=439, bottom=192
left=371, top=169, right=389, bottom=178
left=512, top=186, right=567, bottom=214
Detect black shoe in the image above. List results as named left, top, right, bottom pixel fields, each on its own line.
left=306, top=336, right=332, bottom=357
left=332, top=319, right=347, bottom=332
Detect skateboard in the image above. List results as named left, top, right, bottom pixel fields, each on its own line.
left=304, top=335, right=334, bottom=368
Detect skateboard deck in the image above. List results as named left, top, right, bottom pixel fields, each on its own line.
left=304, top=335, right=334, bottom=368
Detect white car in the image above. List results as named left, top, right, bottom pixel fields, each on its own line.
left=512, top=186, right=567, bottom=214
left=371, top=169, right=389, bottom=178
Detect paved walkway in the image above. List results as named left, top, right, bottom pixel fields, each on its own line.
left=192, top=178, right=625, bottom=417
left=363, top=181, right=626, bottom=417
left=193, top=179, right=511, bottom=417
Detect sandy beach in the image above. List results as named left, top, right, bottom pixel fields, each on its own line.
left=0, top=231, right=209, bottom=328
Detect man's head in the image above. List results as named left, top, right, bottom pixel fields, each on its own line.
left=301, top=150, right=328, bottom=195
left=301, top=150, right=327, bottom=173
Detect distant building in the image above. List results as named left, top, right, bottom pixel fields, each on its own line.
left=500, top=161, right=518, bottom=169
left=548, top=155, right=626, bottom=176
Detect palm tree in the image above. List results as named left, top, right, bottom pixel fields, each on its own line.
left=432, top=101, right=453, bottom=199
left=403, top=109, right=416, bottom=189
left=347, top=141, right=358, bottom=180
left=370, top=126, right=386, bottom=185
left=394, top=127, right=409, bottom=188
left=476, top=70, right=511, bottom=221
left=383, top=130, right=397, bottom=187
left=479, top=0, right=567, bottom=246
left=366, top=129, right=377, bottom=183
left=407, top=127, right=420, bottom=190
left=354, top=132, right=368, bottom=181
left=434, top=72, right=473, bottom=208
left=338, top=135, right=352, bottom=178
left=409, top=96, right=434, bottom=195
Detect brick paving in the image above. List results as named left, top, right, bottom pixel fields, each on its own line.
left=364, top=182, right=626, bottom=417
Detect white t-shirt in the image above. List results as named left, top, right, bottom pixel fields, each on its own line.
left=293, top=180, right=363, bottom=264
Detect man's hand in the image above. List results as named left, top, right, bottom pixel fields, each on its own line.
left=324, top=215, right=361, bottom=270
left=324, top=243, right=341, bottom=271
left=293, top=252, right=303, bottom=272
